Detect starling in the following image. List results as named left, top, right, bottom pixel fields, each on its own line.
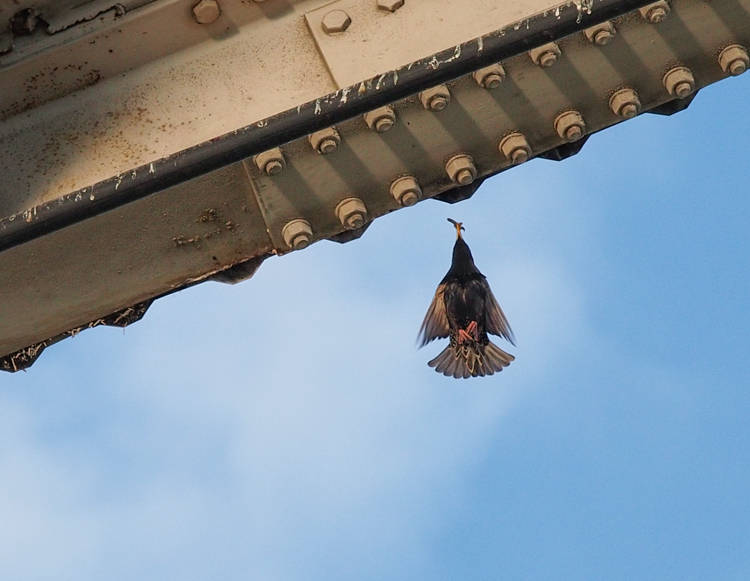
left=418, top=219, right=515, bottom=379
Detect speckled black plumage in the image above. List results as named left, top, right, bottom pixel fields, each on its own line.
left=419, top=221, right=515, bottom=379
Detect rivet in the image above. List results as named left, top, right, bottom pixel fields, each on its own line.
left=639, top=1, right=670, bottom=23
left=336, top=198, right=368, bottom=230
left=499, top=133, right=531, bottom=165
left=719, top=44, right=749, bottom=76
left=445, top=154, right=477, bottom=185
left=321, top=9, right=351, bottom=34
left=364, top=106, right=396, bottom=132
left=282, top=219, right=313, bottom=250
left=254, top=148, right=285, bottom=176
left=529, top=42, right=561, bottom=68
left=192, top=0, right=220, bottom=24
left=419, top=85, right=451, bottom=112
left=473, top=64, right=506, bottom=89
left=377, top=0, right=405, bottom=12
left=554, top=111, right=586, bottom=143
left=584, top=22, right=616, bottom=46
left=609, top=88, right=641, bottom=119
left=663, top=66, right=695, bottom=98
left=390, top=176, right=422, bottom=207
left=309, top=127, right=341, bottom=154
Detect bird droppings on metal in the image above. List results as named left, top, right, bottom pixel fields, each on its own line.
left=0, top=0, right=744, bottom=363
left=0, top=299, right=153, bottom=373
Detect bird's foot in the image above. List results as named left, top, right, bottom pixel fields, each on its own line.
left=457, top=329, right=473, bottom=344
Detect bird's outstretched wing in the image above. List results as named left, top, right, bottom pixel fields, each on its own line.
left=418, top=284, right=450, bottom=347
left=485, top=288, right=515, bottom=346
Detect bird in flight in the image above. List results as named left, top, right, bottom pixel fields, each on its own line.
left=418, top=219, right=515, bottom=378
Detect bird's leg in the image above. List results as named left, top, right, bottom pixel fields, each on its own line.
left=466, top=321, right=479, bottom=341
left=457, top=328, right=473, bottom=344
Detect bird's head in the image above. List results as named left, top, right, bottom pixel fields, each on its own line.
left=447, top=218, right=465, bottom=240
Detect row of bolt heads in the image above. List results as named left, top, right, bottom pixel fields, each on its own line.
left=257, top=36, right=748, bottom=252
left=191, top=0, right=404, bottom=25
left=193, top=0, right=737, bottom=36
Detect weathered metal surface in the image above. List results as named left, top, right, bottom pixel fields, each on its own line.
left=0, top=0, right=749, bottom=368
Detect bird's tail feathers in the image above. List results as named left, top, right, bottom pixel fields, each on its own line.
left=428, top=340, right=514, bottom=379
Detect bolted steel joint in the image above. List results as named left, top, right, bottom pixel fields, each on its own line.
left=554, top=111, right=586, bottom=143
left=609, top=88, right=641, bottom=119
left=419, top=85, right=451, bottom=112
left=639, top=1, right=670, bottom=23
left=192, top=0, right=220, bottom=24
left=321, top=9, right=351, bottom=34
left=309, top=127, right=341, bottom=154
left=254, top=147, right=285, bottom=176
left=719, top=44, right=749, bottom=76
left=499, top=133, right=531, bottom=165
left=336, top=198, right=368, bottom=230
left=473, top=64, right=506, bottom=89
left=364, top=106, right=396, bottom=132
left=529, top=42, right=561, bottom=68
left=663, top=66, right=695, bottom=98
left=390, top=176, right=422, bottom=207
left=377, top=0, right=404, bottom=12
left=282, top=219, right=313, bottom=251
left=584, top=22, right=616, bottom=46
left=445, top=154, right=477, bottom=186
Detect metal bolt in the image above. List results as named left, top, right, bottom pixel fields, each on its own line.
left=282, top=219, right=313, bottom=250
left=473, top=64, right=506, bottom=89
left=584, top=22, right=616, bottom=46
left=377, top=0, right=405, bottom=12
left=390, top=176, right=422, bottom=207
left=364, top=106, right=396, bottom=132
left=529, top=42, right=561, bottom=68
left=719, top=44, right=749, bottom=76
left=309, top=127, right=341, bottom=154
left=639, top=1, right=670, bottom=23
left=609, top=88, right=641, bottom=119
left=663, top=66, right=695, bottom=98
left=321, top=10, right=351, bottom=34
left=554, top=111, right=586, bottom=143
left=419, top=85, right=450, bottom=112
left=499, top=133, right=531, bottom=165
left=336, top=198, right=368, bottom=230
left=254, top=147, right=285, bottom=176
left=192, top=0, right=220, bottom=24
left=445, top=154, right=477, bottom=186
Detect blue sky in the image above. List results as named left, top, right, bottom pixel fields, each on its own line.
left=2, top=71, right=750, bottom=580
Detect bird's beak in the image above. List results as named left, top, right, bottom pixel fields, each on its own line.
left=447, top=218, right=464, bottom=239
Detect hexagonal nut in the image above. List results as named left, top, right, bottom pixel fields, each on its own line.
left=609, top=88, right=641, bottom=119
left=377, top=0, right=404, bottom=12
left=663, top=66, right=695, bottom=98
left=529, top=42, right=561, bottom=68
left=639, top=1, right=670, bottom=23
left=364, top=106, right=396, bottom=132
left=282, top=219, right=313, bottom=251
left=473, top=64, right=506, bottom=89
left=192, top=0, right=220, bottom=24
left=719, top=44, right=749, bottom=76
left=445, top=154, right=477, bottom=186
left=499, top=133, right=531, bottom=165
left=336, top=198, right=368, bottom=230
left=390, top=176, right=422, bottom=207
left=419, top=85, right=451, bottom=112
left=321, top=10, right=351, bottom=34
left=254, top=147, right=285, bottom=176
left=309, top=127, right=341, bottom=154
left=584, top=22, right=616, bottom=46
left=554, top=110, right=586, bottom=143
